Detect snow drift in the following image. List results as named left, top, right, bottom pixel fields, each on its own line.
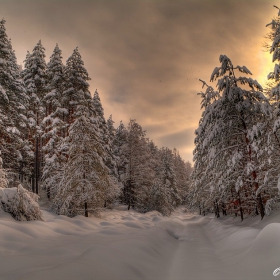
left=0, top=206, right=279, bottom=280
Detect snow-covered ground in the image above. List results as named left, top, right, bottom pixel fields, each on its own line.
left=0, top=205, right=280, bottom=280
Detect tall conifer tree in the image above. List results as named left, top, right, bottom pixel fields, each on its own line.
left=22, top=40, right=47, bottom=193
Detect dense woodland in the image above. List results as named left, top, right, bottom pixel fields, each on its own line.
left=4, top=6, right=280, bottom=222
left=189, top=7, right=280, bottom=220
left=0, top=19, right=192, bottom=219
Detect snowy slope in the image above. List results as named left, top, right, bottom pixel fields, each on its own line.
left=0, top=206, right=279, bottom=280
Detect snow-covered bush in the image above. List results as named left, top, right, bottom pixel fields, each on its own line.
left=0, top=184, right=42, bottom=221
left=265, top=198, right=275, bottom=216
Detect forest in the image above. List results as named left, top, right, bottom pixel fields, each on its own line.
left=189, top=6, right=280, bottom=221
left=0, top=19, right=192, bottom=220
left=3, top=4, right=280, bottom=224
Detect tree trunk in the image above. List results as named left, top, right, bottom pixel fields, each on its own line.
left=234, top=205, right=237, bottom=217
left=35, top=136, right=39, bottom=194
left=255, top=206, right=259, bottom=215
left=238, top=192, right=243, bottom=221
left=257, top=193, right=265, bottom=219
left=47, top=187, right=50, bottom=199
left=252, top=171, right=265, bottom=219
left=31, top=174, right=35, bottom=193
left=215, top=200, right=220, bottom=218
left=85, top=201, right=88, bottom=217
left=222, top=202, right=227, bottom=216
left=127, top=180, right=131, bottom=210
left=83, top=171, right=88, bottom=217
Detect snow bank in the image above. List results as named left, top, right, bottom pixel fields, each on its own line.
left=0, top=206, right=279, bottom=279
left=0, top=185, right=42, bottom=221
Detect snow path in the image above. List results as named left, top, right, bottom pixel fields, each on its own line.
left=0, top=206, right=279, bottom=280
left=167, top=217, right=227, bottom=280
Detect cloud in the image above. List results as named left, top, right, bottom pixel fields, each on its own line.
left=0, top=0, right=276, bottom=162
left=158, top=128, right=195, bottom=150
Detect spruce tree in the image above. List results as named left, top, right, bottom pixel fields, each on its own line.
left=173, top=149, right=191, bottom=204
left=42, top=44, right=67, bottom=199
left=92, top=91, right=118, bottom=179
left=113, top=121, right=129, bottom=186
left=0, top=19, right=29, bottom=178
left=159, top=148, right=182, bottom=208
left=22, top=40, right=47, bottom=193
left=121, top=119, right=153, bottom=211
left=264, top=6, right=280, bottom=212
left=52, top=105, right=118, bottom=217
left=191, top=55, right=270, bottom=220
left=62, top=47, right=91, bottom=126
left=107, top=114, right=118, bottom=176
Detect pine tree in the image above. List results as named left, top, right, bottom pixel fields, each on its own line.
left=52, top=105, right=118, bottom=217
left=113, top=121, right=129, bottom=186
left=149, top=178, right=173, bottom=216
left=263, top=6, right=280, bottom=211
left=173, top=149, right=192, bottom=204
left=107, top=115, right=118, bottom=176
left=42, top=44, right=67, bottom=199
left=92, top=91, right=117, bottom=179
left=159, top=148, right=182, bottom=208
left=191, top=55, right=270, bottom=220
left=22, top=40, right=47, bottom=193
left=120, top=119, right=153, bottom=211
left=0, top=19, right=29, bottom=178
left=62, top=47, right=91, bottom=126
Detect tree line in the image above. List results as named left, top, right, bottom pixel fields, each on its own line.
left=189, top=6, right=280, bottom=221
left=0, top=19, right=192, bottom=217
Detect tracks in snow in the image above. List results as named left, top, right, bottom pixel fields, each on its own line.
left=166, top=216, right=227, bottom=280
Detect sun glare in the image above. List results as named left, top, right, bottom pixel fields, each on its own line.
left=257, top=50, right=274, bottom=88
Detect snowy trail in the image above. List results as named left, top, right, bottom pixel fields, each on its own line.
left=0, top=207, right=280, bottom=280
left=166, top=216, right=228, bottom=280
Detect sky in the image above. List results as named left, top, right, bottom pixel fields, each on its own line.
left=0, top=0, right=276, bottom=163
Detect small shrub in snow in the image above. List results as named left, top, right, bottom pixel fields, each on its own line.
left=0, top=184, right=42, bottom=221
left=265, top=198, right=275, bottom=216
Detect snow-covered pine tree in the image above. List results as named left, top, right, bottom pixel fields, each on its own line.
left=173, top=148, right=192, bottom=204
left=113, top=121, right=129, bottom=187
left=22, top=40, right=47, bottom=193
left=62, top=47, right=91, bottom=126
left=140, top=141, right=172, bottom=215
left=159, top=147, right=182, bottom=208
left=143, top=147, right=182, bottom=215
left=191, top=55, right=270, bottom=220
left=52, top=104, right=118, bottom=217
left=92, top=91, right=118, bottom=180
left=121, top=119, right=153, bottom=211
left=149, top=178, right=173, bottom=216
left=0, top=19, right=30, bottom=179
left=107, top=114, right=118, bottom=176
left=189, top=81, right=220, bottom=214
left=42, top=44, right=67, bottom=199
left=183, top=161, right=193, bottom=205
left=263, top=6, right=280, bottom=212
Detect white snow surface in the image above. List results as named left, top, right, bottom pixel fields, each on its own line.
left=0, top=205, right=280, bottom=280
